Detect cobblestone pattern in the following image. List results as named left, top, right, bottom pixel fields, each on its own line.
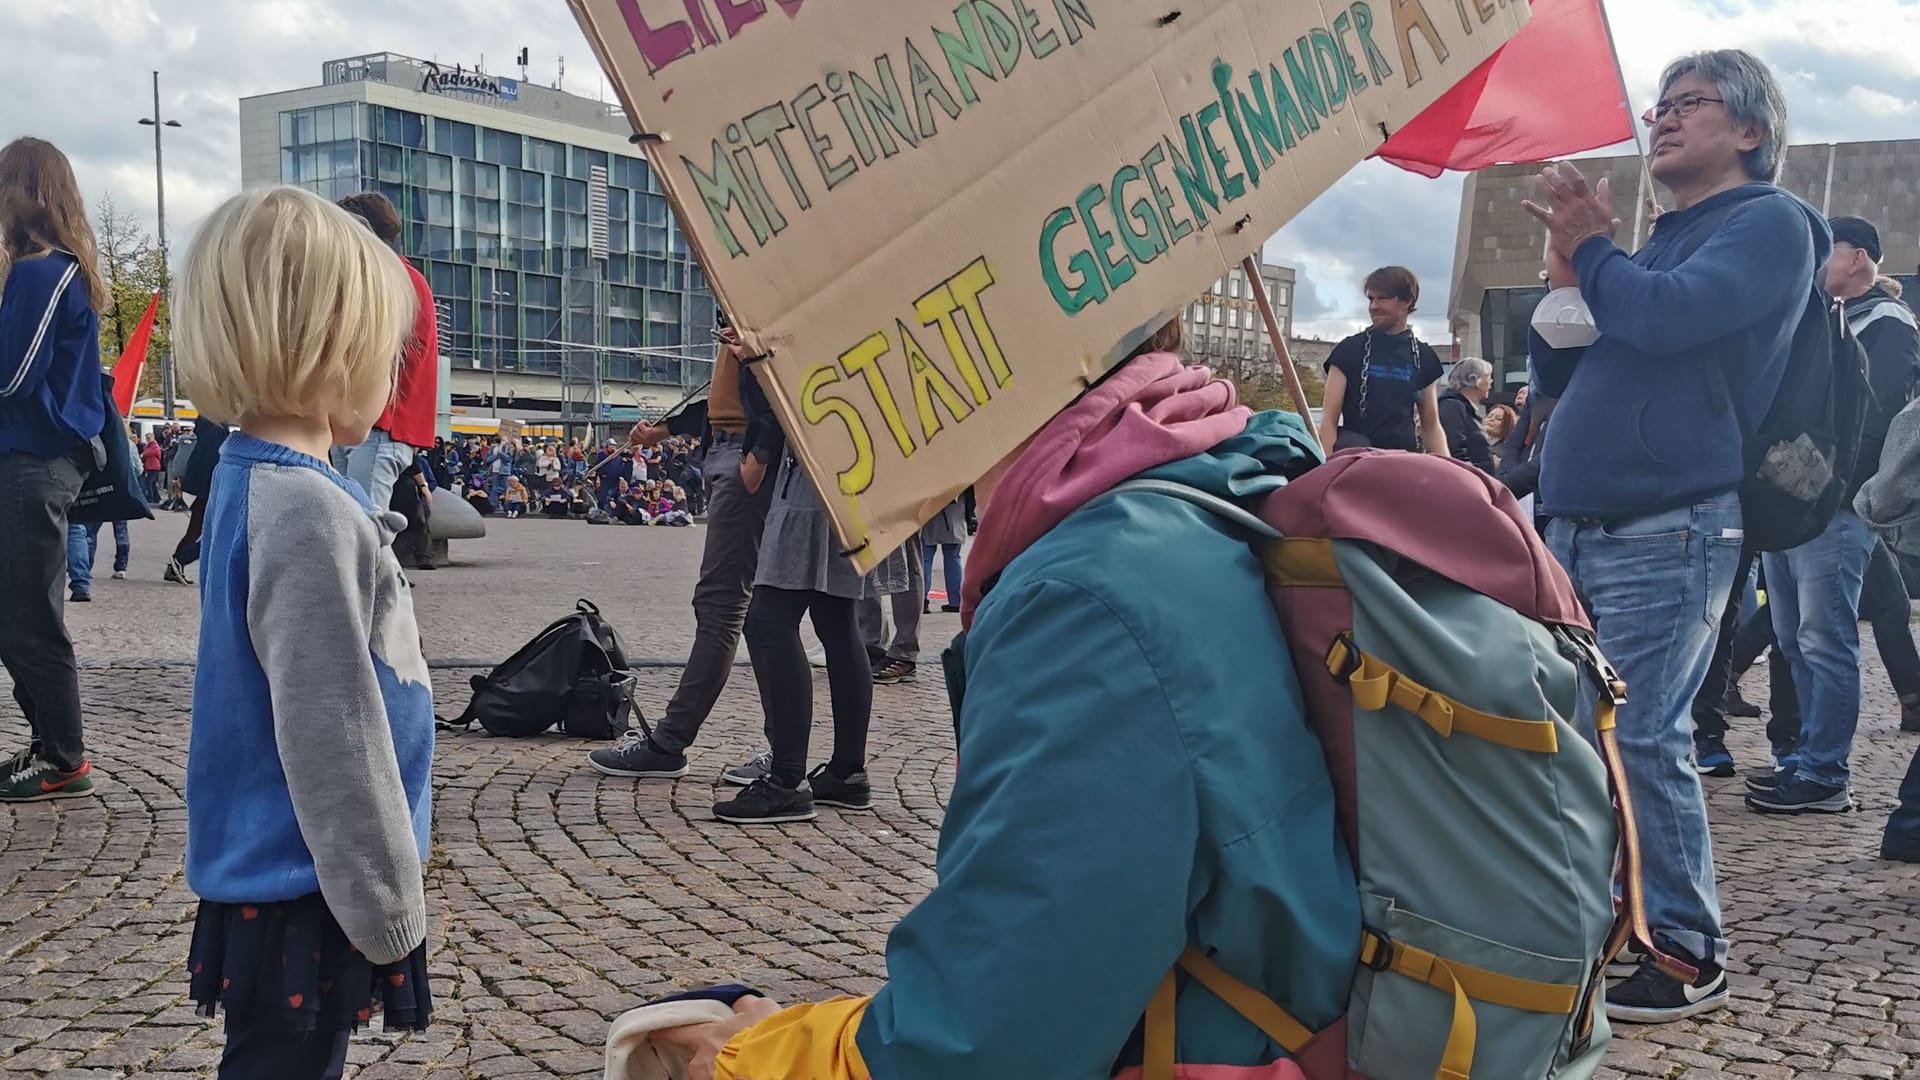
left=4, top=515, right=1918, bottom=1078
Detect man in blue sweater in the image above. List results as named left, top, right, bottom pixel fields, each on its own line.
left=1523, top=49, right=1827, bottom=1024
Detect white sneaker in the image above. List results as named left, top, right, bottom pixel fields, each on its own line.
left=111, top=571, right=127, bottom=580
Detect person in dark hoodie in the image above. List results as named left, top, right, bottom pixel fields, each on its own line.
left=1744, top=218, right=1920, bottom=817
left=0, top=137, right=106, bottom=802
left=1523, top=49, right=1824, bottom=1022
left=1436, top=356, right=1495, bottom=472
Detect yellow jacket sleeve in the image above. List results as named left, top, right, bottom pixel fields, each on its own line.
left=714, top=996, right=873, bottom=1080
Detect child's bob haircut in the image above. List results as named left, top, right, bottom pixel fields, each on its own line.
left=175, top=185, right=414, bottom=425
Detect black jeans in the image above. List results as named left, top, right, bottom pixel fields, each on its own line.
left=218, top=1026, right=349, bottom=1080
left=1693, top=547, right=1760, bottom=740
left=0, top=450, right=88, bottom=771
left=743, top=585, right=872, bottom=789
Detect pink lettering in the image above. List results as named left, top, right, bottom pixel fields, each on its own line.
left=680, top=0, right=720, bottom=47
left=615, top=0, right=696, bottom=74
left=712, top=0, right=767, bottom=38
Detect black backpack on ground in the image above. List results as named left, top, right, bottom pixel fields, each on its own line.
left=1740, top=288, right=1871, bottom=552
left=442, top=600, right=640, bottom=739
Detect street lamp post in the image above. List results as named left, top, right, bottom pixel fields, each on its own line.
left=137, top=71, right=182, bottom=421
left=489, top=289, right=511, bottom=418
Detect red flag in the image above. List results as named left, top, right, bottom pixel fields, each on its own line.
left=1375, top=0, right=1633, bottom=178
left=109, top=290, right=160, bottom=416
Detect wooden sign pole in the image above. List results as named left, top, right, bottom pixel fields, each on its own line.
left=1242, top=255, right=1318, bottom=444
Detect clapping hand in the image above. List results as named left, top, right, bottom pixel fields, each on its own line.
left=1522, top=163, right=1621, bottom=278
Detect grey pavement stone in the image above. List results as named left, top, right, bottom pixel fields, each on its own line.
left=2, top=519, right=1916, bottom=1076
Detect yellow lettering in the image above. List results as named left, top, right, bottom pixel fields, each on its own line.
left=801, top=363, right=876, bottom=496
left=838, top=330, right=916, bottom=459
left=899, top=319, right=973, bottom=442
left=947, top=257, right=1012, bottom=389
left=915, top=286, right=990, bottom=406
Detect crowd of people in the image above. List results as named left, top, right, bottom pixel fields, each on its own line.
left=7, top=40, right=1920, bottom=1079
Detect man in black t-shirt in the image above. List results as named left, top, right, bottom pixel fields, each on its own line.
left=1315, top=266, right=1449, bottom=456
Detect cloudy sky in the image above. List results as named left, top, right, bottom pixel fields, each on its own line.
left=5, top=0, right=1920, bottom=344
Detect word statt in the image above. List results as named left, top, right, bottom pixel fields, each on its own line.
left=567, top=0, right=1527, bottom=568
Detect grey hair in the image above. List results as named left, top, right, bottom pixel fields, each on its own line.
left=1447, top=357, right=1492, bottom=392
left=1659, top=49, right=1789, bottom=182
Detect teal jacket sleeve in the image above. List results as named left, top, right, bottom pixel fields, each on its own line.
left=855, top=577, right=1199, bottom=1077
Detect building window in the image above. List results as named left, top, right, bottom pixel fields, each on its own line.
left=432, top=118, right=477, bottom=160
left=480, top=128, right=523, bottom=168
left=1211, top=307, right=1222, bottom=326
left=613, top=154, right=649, bottom=192
left=528, top=138, right=564, bottom=174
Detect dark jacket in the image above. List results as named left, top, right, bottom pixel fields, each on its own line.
left=1498, top=395, right=1555, bottom=502
left=183, top=417, right=230, bottom=499
left=1437, top=389, right=1494, bottom=472
left=1531, top=184, right=1828, bottom=520
left=0, top=251, right=103, bottom=458
left=1845, top=284, right=1920, bottom=501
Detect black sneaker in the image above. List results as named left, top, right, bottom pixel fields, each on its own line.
left=1746, top=774, right=1852, bottom=815
left=1693, top=733, right=1735, bottom=778
left=941, top=604, right=960, bottom=613
left=1881, top=837, right=1920, bottom=863
left=587, top=731, right=689, bottom=779
left=1725, top=690, right=1762, bottom=718
left=713, top=778, right=816, bottom=824
left=163, top=558, right=193, bottom=585
left=808, top=764, right=873, bottom=811
left=873, top=659, right=918, bottom=685
left=1604, top=942, right=1646, bottom=980
left=1606, top=954, right=1728, bottom=1024
left=69, top=588, right=91, bottom=603
left=721, top=747, right=773, bottom=786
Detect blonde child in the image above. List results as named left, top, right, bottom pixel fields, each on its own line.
left=174, top=186, right=434, bottom=1078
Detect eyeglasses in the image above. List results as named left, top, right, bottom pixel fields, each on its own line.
left=1641, top=93, right=1724, bottom=128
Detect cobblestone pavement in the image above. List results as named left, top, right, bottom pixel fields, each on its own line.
left=3, top=518, right=1918, bottom=1078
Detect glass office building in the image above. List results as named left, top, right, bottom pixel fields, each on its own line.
left=240, top=53, right=716, bottom=420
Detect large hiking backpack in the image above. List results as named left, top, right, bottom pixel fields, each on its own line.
left=444, top=599, right=640, bottom=739
left=1094, top=453, right=1676, bottom=1080
left=1740, top=287, right=1871, bottom=552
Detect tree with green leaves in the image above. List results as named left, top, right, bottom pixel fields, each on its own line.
left=93, top=191, right=171, bottom=400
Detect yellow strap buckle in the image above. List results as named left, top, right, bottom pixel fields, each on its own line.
left=1327, top=636, right=1560, bottom=754
left=1359, top=928, right=1581, bottom=1080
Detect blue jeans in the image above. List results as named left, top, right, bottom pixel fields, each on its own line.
left=339, top=429, right=418, bottom=512
left=922, top=542, right=963, bottom=601
left=1546, top=491, right=1742, bottom=965
left=1762, top=510, right=1876, bottom=789
left=67, top=521, right=132, bottom=592
left=488, top=471, right=511, bottom=503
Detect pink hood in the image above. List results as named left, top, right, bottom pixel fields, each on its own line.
left=961, top=353, right=1251, bottom=625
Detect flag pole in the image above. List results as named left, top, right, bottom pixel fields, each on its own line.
left=1595, top=0, right=1654, bottom=245
left=1242, top=255, right=1318, bottom=442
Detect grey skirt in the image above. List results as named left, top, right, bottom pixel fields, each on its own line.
left=755, top=452, right=909, bottom=599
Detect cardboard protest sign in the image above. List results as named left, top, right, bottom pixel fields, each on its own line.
left=567, top=0, right=1528, bottom=569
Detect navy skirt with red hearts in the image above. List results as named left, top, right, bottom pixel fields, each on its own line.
left=187, top=893, right=432, bottom=1034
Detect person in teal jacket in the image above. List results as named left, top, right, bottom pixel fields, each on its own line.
left=651, top=325, right=1360, bottom=1079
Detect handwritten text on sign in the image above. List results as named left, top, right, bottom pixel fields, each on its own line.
left=568, top=0, right=1526, bottom=568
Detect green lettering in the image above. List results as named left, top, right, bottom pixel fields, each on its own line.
left=974, top=0, right=1024, bottom=76
left=1013, top=0, right=1061, bottom=57
left=1267, top=64, right=1312, bottom=147
left=1109, top=163, right=1168, bottom=265
left=1332, top=11, right=1370, bottom=93
left=1240, top=70, right=1287, bottom=166
left=1212, top=59, right=1260, bottom=190
left=905, top=40, right=964, bottom=138
left=1050, top=0, right=1096, bottom=43
left=851, top=56, right=918, bottom=157
left=1310, top=29, right=1349, bottom=112
left=682, top=141, right=766, bottom=257
left=793, top=84, right=857, bottom=190
left=743, top=102, right=810, bottom=211
left=1142, top=143, right=1192, bottom=245
left=1040, top=205, right=1106, bottom=315
left=1196, top=102, right=1244, bottom=202
left=827, top=72, right=878, bottom=166
left=1168, top=125, right=1217, bottom=225
left=935, top=4, right=998, bottom=106
left=1352, top=2, right=1395, bottom=84
left=1076, top=181, right=1134, bottom=294
left=1285, top=40, right=1328, bottom=129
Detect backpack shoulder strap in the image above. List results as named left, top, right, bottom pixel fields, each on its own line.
left=1097, top=478, right=1282, bottom=540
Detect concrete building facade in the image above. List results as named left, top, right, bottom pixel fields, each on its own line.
left=1184, top=260, right=1297, bottom=382
left=239, top=52, right=717, bottom=424
left=1449, top=138, right=1920, bottom=394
